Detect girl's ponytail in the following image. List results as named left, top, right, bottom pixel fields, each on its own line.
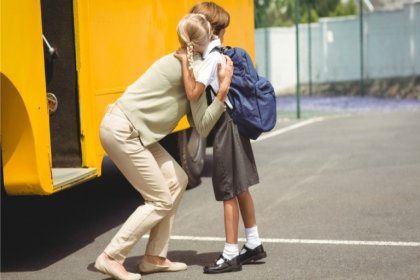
left=186, top=42, right=194, bottom=70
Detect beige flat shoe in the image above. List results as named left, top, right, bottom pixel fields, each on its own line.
left=138, top=260, right=187, bottom=274
left=95, top=254, right=141, bottom=280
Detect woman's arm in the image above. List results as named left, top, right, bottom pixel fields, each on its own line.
left=215, top=55, right=233, bottom=103
left=188, top=55, right=233, bottom=137
left=174, top=48, right=205, bottom=102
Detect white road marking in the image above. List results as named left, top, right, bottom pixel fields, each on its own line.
left=253, top=117, right=325, bottom=142
left=143, top=235, right=420, bottom=247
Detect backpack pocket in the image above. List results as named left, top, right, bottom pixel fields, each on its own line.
left=255, top=77, right=277, bottom=132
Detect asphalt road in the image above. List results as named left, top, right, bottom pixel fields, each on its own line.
left=2, top=109, right=420, bottom=280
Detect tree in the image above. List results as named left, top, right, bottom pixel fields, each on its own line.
left=254, top=0, right=357, bottom=28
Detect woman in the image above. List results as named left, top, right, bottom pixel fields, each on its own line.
left=94, top=17, right=233, bottom=280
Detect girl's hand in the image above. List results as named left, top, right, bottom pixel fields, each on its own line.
left=174, top=48, right=187, bottom=62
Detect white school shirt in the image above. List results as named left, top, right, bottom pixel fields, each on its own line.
left=195, top=38, right=233, bottom=109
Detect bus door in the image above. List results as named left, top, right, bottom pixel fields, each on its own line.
left=40, top=0, right=96, bottom=190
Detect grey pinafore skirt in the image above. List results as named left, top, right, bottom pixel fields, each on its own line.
left=211, top=111, right=259, bottom=201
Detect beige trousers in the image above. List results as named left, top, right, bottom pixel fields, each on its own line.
left=99, top=104, right=188, bottom=264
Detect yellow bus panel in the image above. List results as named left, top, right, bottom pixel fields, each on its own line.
left=1, top=0, right=255, bottom=195
left=1, top=0, right=53, bottom=195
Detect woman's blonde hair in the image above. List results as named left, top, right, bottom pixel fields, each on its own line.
left=189, top=2, right=230, bottom=36
left=177, top=13, right=211, bottom=70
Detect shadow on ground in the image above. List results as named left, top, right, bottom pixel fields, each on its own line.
left=85, top=250, right=221, bottom=275
left=1, top=157, right=143, bottom=272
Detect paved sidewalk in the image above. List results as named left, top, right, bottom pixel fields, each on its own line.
left=276, top=95, right=420, bottom=119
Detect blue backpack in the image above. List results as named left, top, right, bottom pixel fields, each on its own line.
left=215, top=47, right=277, bottom=140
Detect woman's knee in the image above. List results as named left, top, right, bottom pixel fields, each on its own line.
left=178, top=170, right=189, bottom=191
left=152, top=198, right=174, bottom=213
left=169, top=168, right=188, bottom=192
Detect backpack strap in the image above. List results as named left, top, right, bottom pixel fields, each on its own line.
left=205, top=86, right=216, bottom=106
left=210, top=46, right=222, bottom=54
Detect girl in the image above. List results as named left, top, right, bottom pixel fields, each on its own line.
left=176, top=4, right=267, bottom=274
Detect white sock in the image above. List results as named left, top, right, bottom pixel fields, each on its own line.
left=245, top=226, right=261, bottom=249
left=218, top=243, right=239, bottom=264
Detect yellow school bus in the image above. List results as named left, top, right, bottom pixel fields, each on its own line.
left=1, top=0, right=255, bottom=196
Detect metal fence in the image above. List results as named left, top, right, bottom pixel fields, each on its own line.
left=255, top=2, right=420, bottom=99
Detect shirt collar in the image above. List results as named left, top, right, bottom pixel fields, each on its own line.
left=202, top=38, right=222, bottom=59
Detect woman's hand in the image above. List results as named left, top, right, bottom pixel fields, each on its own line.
left=174, top=48, right=188, bottom=62
left=216, top=55, right=233, bottom=102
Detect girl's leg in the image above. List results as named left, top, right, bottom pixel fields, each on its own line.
left=237, top=191, right=256, bottom=228
left=224, top=197, right=240, bottom=244
left=204, top=197, right=242, bottom=273
left=238, top=191, right=262, bottom=250
left=220, top=198, right=240, bottom=261
left=236, top=191, right=266, bottom=265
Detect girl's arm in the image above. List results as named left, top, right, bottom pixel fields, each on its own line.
left=175, top=48, right=205, bottom=102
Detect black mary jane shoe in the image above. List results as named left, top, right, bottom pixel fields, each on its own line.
left=203, top=255, right=242, bottom=274
left=238, top=244, right=267, bottom=264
